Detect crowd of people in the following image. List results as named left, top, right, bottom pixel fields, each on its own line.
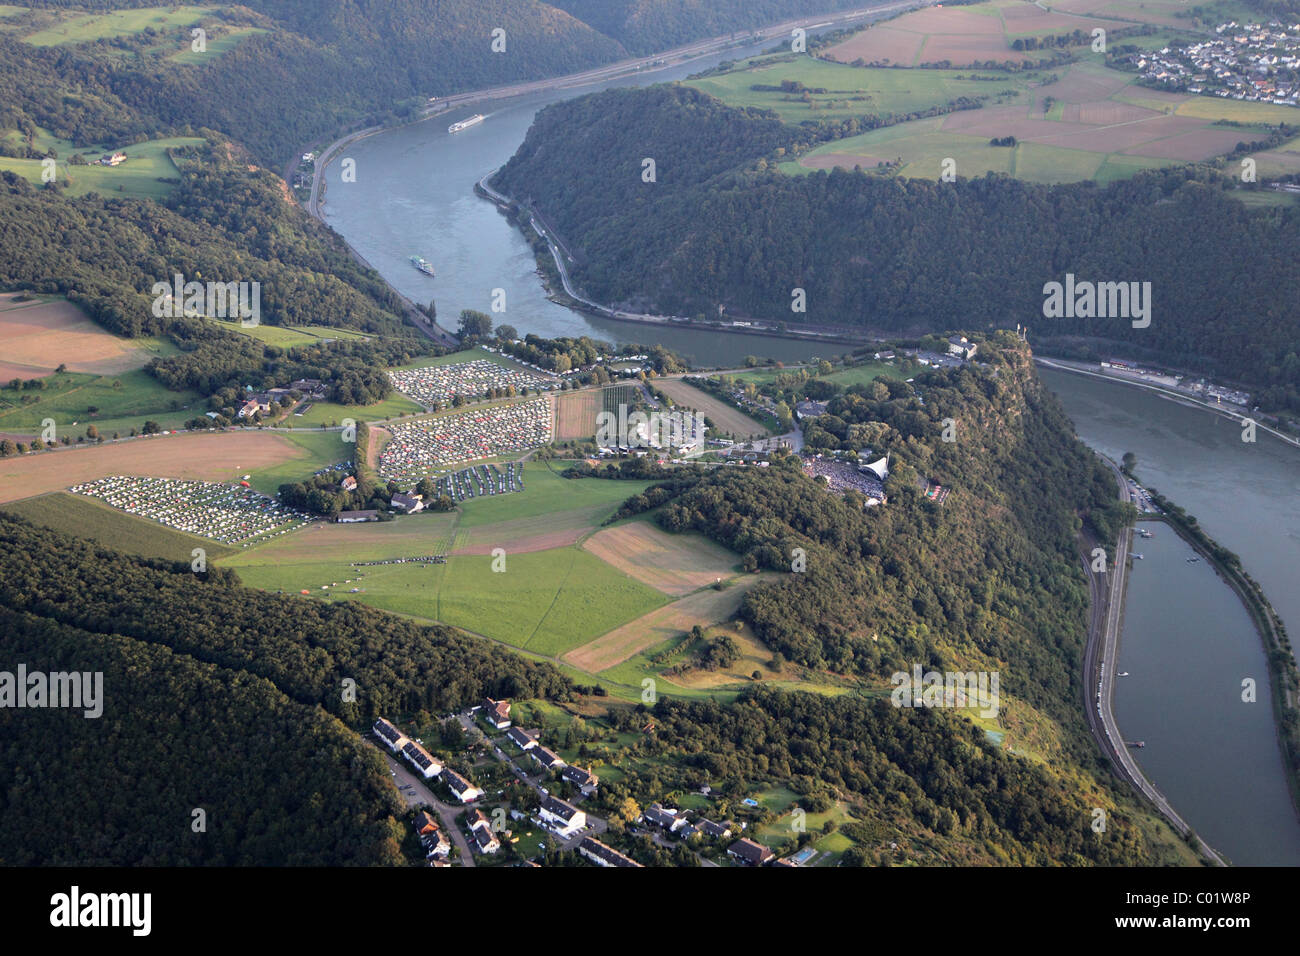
left=378, top=399, right=552, bottom=482
left=802, top=457, right=887, bottom=504
left=388, top=359, right=556, bottom=407
left=70, top=476, right=311, bottom=544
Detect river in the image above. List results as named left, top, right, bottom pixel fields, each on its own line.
left=1043, top=367, right=1300, bottom=866
left=317, top=34, right=850, bottom=368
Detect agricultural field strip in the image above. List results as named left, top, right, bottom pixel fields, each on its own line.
left=0, top=431, right=310, bottom=504
left=654, top=379, right=769, bottom=437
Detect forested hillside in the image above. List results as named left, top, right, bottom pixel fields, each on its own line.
left=0, top=607, right=406, bottom=866
left=0, top=516, right=574, bottom=719
left=0, top=141, right=434, bottom=405
left=610, top=336, right=1125, bottom=727
left=494, top=85, right=1300, bottom=410
left=7, top=1, right=623, bottom=162
left=549, top=0, right=870, bottom=54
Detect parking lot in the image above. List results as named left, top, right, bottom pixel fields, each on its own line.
left=70, top=475, right=311, bottom=544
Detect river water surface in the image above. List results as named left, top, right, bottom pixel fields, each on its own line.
left=1043, top=368, right=1300, bottom=865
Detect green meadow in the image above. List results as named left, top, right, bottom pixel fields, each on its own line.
left=22, top=5, right=214, bottom=46
left=688, top=55, right=1033, bottom=127
left=242, top=430, right=353, bottom=494
left=0, top=368, right=203, bottom=437
left=225, top=544, right=666, bottom=659
left=0, top=130, right=203, bottom=200
left=393, top=346, right=531, bottom=372
left=215, top=320, right=373, bottom=349
left=286, top=393, right=425, bottom=427
left=453, top=466, right=651, bottom=528
left=169, top=25, right=268, bottom=64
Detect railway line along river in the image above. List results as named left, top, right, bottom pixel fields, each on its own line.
left=320, top=19, right=1300, bottom=865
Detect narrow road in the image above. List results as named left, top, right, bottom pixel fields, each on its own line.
left=1081, top=456, right=1226, bottom=865
left=370, top=743, right=477, bottom=866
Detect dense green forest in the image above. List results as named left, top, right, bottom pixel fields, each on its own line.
left=0, top=607, right=407, bottom=865
left=563, top=340, right=1164, bottom=863
left=0, top=510, right=580, bottom=862
left=6, top=1, right=621, bottom=163
left=0, top=143, right=433, bottom=405
left=0, top=516, right=574, bottom=719
left=494, top=85, right=1300, bottom=410
left=0, top=1, right=1203, bottom=866
left=549, top=0, right=870, bottom=55
left=9, top=0, right=870, bottom=165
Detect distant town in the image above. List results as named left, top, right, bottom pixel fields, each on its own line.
left=1126, top=20, right=1300, bottom=105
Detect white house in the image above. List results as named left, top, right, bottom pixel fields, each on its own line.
left=578, top=836, right=642, bottom=868
left=561, top=765, right=599, bottom=795
left=530, top=745, right=566, bottom=772
left=506, top=726, right=536, bottom=751
left=481, top=697, right=512, bottom=729
left=373, top=718, right=409, bottom=753
left=401, top=740, right=443, bottom=779
left=444, top=769, right=483, bottom=803
left=539, top=795, right=586, bottom=837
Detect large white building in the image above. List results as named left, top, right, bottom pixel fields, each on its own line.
left=401, top=740, right=443, bottom=779
left=539, top=796, right=586, bottom=837
left=444, top=769, right=484, bottom=803
left=373, top=718, right=409, bottom=753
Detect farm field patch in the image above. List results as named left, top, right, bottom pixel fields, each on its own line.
left=454, top=466, right=652, bottom=529
left=211, top=320, right=373, bottom=349
left=0, top=295, right=159, bottom=378
left=821, top=0, right=1131, bottom=68
left=228, top=546, right=666, bottom=659
left=818, top=361, right=906, bottom=388
left=553, top=387, right=603, bottom=441
left=451, top=509, right=604, bottom=554
left=793, top=58, right=1289, bottom=184
left=0, top=431, right=311, bottom=504
left=169, top=25, right=267, bottom=63
left=286, top=393, right=424, bottom=427
left=564, top=577, right=764, bottom=674
left=687, top=56, right=1037, bottom=126
left=21, top=5, right=213, bottom=45
left=220, top=511, right=460, bottom=566
left=581, top=521, right=740, bottom=597
left=0, top=367, right=203, bottom=435
left=0, top=134, right=203, bottom=199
